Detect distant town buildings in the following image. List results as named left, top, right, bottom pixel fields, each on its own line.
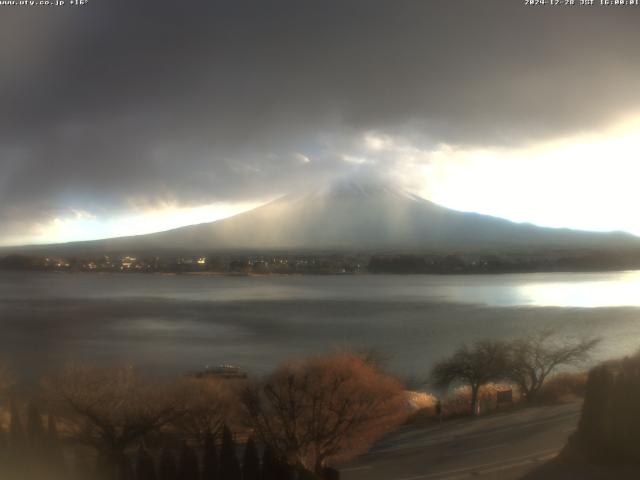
left=0, top=252, right=366, bottom=275
left=2, top=249, right=640, bottom=274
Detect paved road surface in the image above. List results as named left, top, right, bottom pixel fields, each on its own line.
left=341, top=402, right=581, bottom=480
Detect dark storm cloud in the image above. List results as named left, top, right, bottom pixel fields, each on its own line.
left=2, top=0, right=640, bottom=240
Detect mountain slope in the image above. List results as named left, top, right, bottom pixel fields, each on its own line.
left=46, top=176, right=639, bottom=254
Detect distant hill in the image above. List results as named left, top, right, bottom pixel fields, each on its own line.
left=6, top=176, right=640, bottom=255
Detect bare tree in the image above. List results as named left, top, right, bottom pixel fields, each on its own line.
left=242, top=352, right=406, bottom=474
left=44, top=365, right=186, bottom=471
left=170, top=376, right=239, bottom=447
left=0, top=363, right=13, bottom=399
left=431, top=340, right=510, bottom=416
left=507, top=331, right=599, bottom=402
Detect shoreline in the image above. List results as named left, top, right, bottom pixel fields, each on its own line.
left=2, top=267, right=640, bottom=276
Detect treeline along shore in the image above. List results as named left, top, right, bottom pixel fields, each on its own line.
left=2, top=248, right=640, bottom=275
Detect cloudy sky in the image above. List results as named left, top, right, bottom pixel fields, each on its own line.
left=2, top=0, right=640, bottom=246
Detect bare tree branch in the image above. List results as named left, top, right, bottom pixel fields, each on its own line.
left=242, top=352, right=406, bottom=473
left=506, top=330, right=599, bottom=401
left=43, top=364, right=187, bottom=469
left=431, top=340, right=510, bottom=415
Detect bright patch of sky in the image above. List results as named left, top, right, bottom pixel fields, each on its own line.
left=365, top=115, right=640, bottom=237
left=2, top=201, right=261, bottom=246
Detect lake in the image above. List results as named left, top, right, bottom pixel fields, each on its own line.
left=1, top=270, right=640, bottom=380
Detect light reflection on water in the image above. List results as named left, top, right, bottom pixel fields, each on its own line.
left=514, top=271, right=640, bottom=308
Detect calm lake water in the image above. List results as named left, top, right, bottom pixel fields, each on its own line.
left=1, top=271, right=640, bottom=380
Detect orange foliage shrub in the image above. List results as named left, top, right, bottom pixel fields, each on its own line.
left=243, top=352, right=407, bottom=473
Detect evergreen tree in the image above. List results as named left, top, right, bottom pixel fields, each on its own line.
left=119, top=454, right=135, bottom=480
left=45, top=415, right=65, bottom=471
left=72, top=453, right=94, bottom=480
left=623, top=358, right=640, bottom=461
left=294, top=466, right=320, bottom=480
left=9, top=401, right=25, bottom=450
left=242, top=437, right=260, bottom=480
left=608, top=364, right=630, bottom=460
left=135, top=446, right=157, bottom=480
left=276, top=457, right=294, bottom=480
left=158, top=448, right=178, bottom=480
left=47, top=415, right=58, bottom=441
left=202, top=432, right=219, bottom=480
left=177, top=443, right=199, bottom=480
left=262, top=446, right=293, bottom=480
left=96, top=451, right=119, bottom=480
left=26, top=403, right=45, bottom=447
left=261, top=446, right=278, bottom=480
left=0, top=424, right=7, bottom=477
left=219, top=426, right=241, bottom=480
left=571, top=356, right=640, bottom=464
left=575, top=365, right=614, bottom=462
left=601, top=356, right=640, bottom=463
left=25, top=407, right=57, bottom=480
left=7, top=400, right=26, bottom=477
left=321, top=467, right=340, bottom=480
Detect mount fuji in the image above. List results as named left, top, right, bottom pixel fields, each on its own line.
left=37, top=175, right=639, bottom=254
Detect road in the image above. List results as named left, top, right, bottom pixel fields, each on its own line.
left=341, top=402, right=581, bottom=480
